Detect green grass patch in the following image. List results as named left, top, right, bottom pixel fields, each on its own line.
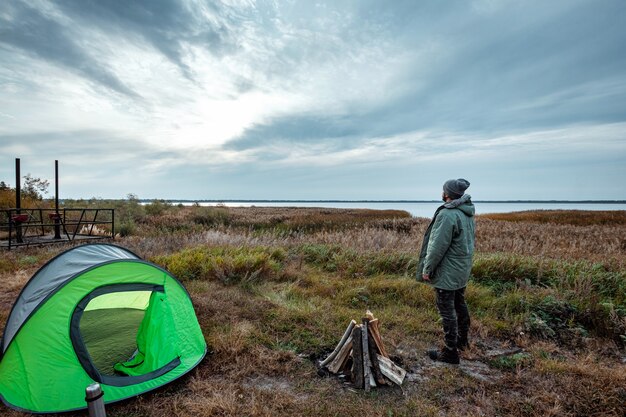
left=472, top=253, right=626, bottom=314
left=151, top=241, right=626, bottom=347
left=152, top=246, right=286, bottom=285
left=472, top=253, right=560, bottom=287
left=298, top=243, right=417, bottom=276
left=488, top=352, right=533, bottom=370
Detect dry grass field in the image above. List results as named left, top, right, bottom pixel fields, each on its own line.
left=1, top=205, right=625, bottom=417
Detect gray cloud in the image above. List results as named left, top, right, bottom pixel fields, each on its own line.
left=0, top=130, right=182, bottom=168
left=50, top=0, right=246, bottom=80
left=0, top=0, right=256, bottom=95
left=0, top=1, right=139, bottom=97
left=226, top=0, right=626, bottom=153
left=0, top=129, right=186, bottom=197
left=403, top=0, right=626, bottom=129
left=1, top=0, right=625, bottom=200
left=225, top=113, right=363, bottom=152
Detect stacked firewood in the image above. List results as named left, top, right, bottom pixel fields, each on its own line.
left=319, top=311, right=406, bottom=390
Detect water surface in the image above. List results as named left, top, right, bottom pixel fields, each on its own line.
left=170, top=201, right=626, bottom=218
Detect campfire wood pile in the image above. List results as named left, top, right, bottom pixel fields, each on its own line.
left=319, top=311, right=406, bottom=390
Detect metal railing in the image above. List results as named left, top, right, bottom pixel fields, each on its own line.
left=1, top=208, right=115, bottom=250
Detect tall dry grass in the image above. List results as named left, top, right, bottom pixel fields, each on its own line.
left=480, top=209, right=626, bottom=225
left=103, top=207, right=625, bottom=264
left=1, top=206, right=625, bottom=417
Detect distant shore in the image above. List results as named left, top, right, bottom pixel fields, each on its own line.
left=132, top=200, right=626, bottom=218
left=135, top=199, right=626, bottom=204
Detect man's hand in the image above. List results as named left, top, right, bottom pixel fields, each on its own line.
left=422, top=273, right=430, bottom=281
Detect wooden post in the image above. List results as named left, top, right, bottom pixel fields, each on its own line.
left=361, top=318, right=372, bottom=391
left=351, top=326, right=364, bottom=389
left=15, top=158, right=22, bottom=243
left=15, top=158, right=20, bottom=213
left=54, top=160, right=61, bottom=239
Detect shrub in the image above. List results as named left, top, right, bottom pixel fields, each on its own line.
left=191, top=207, right=231, bottom=226
left=152, top=246, right=285, bottom=285
left=471, top=253, right=555, bottom=286
left=298, top=244, right=416, bottom=277
left=117, top=219, right=136, bottom=237
left=144, top=199, right=172, bottom=216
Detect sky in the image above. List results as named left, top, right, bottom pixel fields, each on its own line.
left=1, top=0, right=625, bottom=201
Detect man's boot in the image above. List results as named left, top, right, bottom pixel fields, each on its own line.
left=457, top=336, right=470, bottom=351
left=427, top=347, right=460, bottom=364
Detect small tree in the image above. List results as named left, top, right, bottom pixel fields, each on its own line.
left=22, top=174, right=50, bottom=200
left=0, top=181, right=14, bottom=210
left=113, top=193, right=145, bottom=236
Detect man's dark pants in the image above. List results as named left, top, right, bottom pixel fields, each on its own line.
left=435, top=287, right=470, bottom=349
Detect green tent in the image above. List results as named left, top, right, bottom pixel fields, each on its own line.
left=0, top=243, right=206, bottom=413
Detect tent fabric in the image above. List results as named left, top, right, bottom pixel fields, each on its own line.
left=114, top=291, right=179, bottom=376
left=81, top=307, right=146, bottom=376
left=0, top=244, right=206, bottom=413
left=1, top=244, right=139, bottom=353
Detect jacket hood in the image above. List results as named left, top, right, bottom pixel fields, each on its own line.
left=444, top=194, right=475, bottom=217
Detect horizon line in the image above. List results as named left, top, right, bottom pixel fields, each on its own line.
left=61, top=198, right=626, bottom=204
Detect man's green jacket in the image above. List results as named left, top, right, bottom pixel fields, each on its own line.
left=417, top=195, right=475, bottom=290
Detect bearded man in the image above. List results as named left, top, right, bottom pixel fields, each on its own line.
left=417, top=179, right=475, bottom=364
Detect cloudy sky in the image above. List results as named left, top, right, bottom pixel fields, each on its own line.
left=1, top=0, right=625, bottom=200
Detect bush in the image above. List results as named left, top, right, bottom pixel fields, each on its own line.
left=0, top=188, right=52, bottom=211
left=144, top=199, right=171, bottom=216
left=191, top=207, right=231, bottom=226
left=471, top=253, right=555, bottom=286
left=117, top=220, right=136, bottom=237
left=152, top=246, right=285, bottom=285
left=298, top=244, right=416, bottom=277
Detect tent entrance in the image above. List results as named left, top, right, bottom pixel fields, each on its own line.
left=70, top=284, right=181, bottom=387
left=80, top=291, right=151, bottom=376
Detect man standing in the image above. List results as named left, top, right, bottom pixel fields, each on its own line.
left=417, top=179, right=475, bottom=364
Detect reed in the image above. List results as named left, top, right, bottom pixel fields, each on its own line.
left=479, top=209, right=626, bottom=225
left=0, top=207, right=624, bottom=417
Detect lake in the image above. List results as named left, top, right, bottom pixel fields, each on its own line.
left=169, top=201, right=626, bottom=218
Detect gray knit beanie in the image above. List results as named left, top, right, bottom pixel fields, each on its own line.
left=443, top=178, right=470, bottom=199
